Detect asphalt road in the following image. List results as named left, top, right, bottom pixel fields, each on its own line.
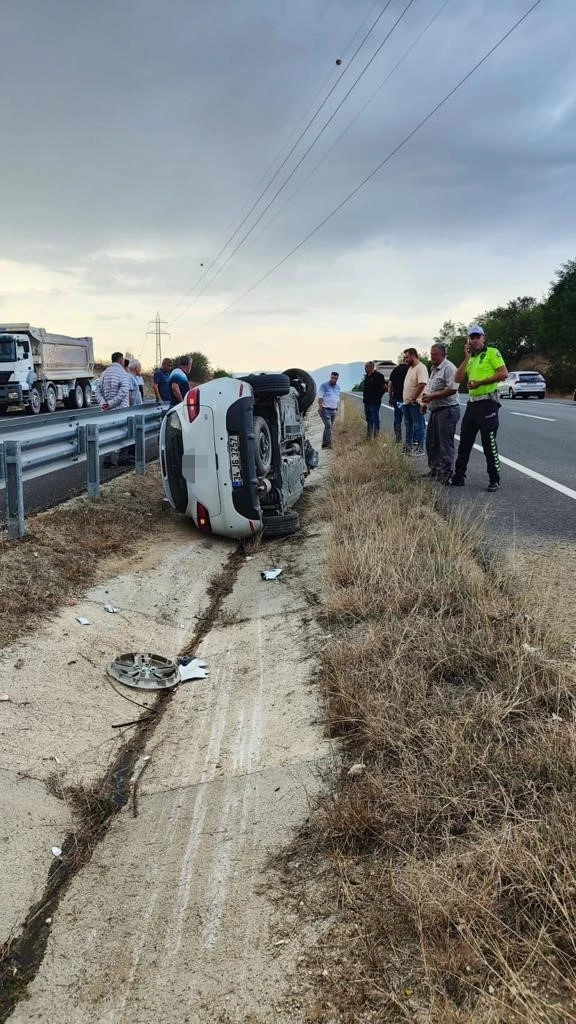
left=348, top=393, right=576, bottom=549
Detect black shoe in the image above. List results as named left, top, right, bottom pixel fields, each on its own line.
left=486, top=481, right=500, bottom=492
left=450, top=477, right=465, bottom=487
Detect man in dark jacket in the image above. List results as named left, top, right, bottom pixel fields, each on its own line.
left=362, top=361, right=386, bottom=439
left=388, top=358, right=409, bottom=444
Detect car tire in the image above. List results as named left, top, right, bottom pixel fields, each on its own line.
left=538, top=393, right=545, bottom=400
left=282, top=367, right=317, bottom=413
left=262, top=510, right=300, bottom=537
left=508, top=388, right=515, bottom=399
left=253, top=415, right=272, bottom=475
left=241, top=372, right=291, bottom=397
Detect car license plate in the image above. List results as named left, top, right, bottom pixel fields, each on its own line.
left=228, top=435, right=243, bottom=487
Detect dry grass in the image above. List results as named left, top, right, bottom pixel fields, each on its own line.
left=0, top=466, right=170, bottom=649
left=301, top=402, right=576, bottom=1023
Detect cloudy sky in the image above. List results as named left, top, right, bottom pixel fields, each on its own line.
left=1, top=0, right=575, bottom=371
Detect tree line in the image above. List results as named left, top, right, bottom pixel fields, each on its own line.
left=434, top=260, right=576, bottom=392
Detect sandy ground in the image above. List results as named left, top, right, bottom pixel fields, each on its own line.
left=3, top=416, right=334, bottom=1023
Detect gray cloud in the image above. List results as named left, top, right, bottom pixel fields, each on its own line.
left=1, top=0, right=575, bottom=365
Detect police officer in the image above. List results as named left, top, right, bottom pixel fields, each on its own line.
left=451, top=325, right=508, bottom=492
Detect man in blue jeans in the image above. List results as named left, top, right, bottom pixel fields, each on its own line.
left=362, top=361, right=386, bottom=438
left=402, top=348, right=428, bottom=456
left=317, top=370, right=340, bottom=448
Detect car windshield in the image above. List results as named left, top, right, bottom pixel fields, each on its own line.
left=518, top=373, right=543, bottom=381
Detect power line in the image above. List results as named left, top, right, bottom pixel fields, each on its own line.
left=240, top=0, right=454, bottom=257
left=170, top=0, right=417, bottom=327
left=188, top=0, right=545, bottom=335
left=167, top=0, right=396, bottom=325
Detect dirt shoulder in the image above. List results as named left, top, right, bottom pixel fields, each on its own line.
left=2, top=420, right=334, bottom=1023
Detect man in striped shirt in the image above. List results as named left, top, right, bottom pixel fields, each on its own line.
left=96, top=352, right=131, bottom=411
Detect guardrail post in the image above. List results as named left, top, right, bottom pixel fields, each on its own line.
left=77, top=423, right=87, bottom=456
left=0, top=442, right=5, bottom=489
left=134, top=414, right=146, bottom=474
left=86, top=423, right=100, bottom=499
left=5, top=441, right=25, bottom=540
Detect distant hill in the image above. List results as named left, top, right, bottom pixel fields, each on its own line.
left=310, top=362, right=365, bottom=391
left=311, top=360, right=397, bottom=391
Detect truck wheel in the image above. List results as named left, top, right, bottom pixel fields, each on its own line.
left=26, top=386, right=43, bottom=415
left=72, top=383, right=84, bottom=409
left=84, top=383, right=93, bottom=407
left=283, top=368, right=316, bottom=413
left=253, top=415, right=272, bottom=475
left=240, top=373, right=291, bottom=398
left=44, top=385, right=57, bottom=413
left=262, top=510, right=300, bottom=537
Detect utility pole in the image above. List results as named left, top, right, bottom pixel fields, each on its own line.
left=146, top=313, right=170, bottom=368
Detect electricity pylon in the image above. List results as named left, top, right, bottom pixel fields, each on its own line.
left=146, top=313, right=170, bottom=367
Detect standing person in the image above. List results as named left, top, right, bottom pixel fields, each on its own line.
left=362, top=361, right=386, bottom=439
left=317, top=371, right=340, bottom=449
left=96, top=352, right=130, bottom=412
left=420, top=343, right=460, bottom=483
left=126, top=360, right=143, bottom=406
left=451, top=325, right=508, bottom=492
left=96, top=352, right=131, bottom=468
left=169, top=355, right=192, bottom=406
left=135, top=370, right=145, bottom=401
left=153, top=357, right=173, bottom=403
left=402, top=348, right=428, bottom=456
left=388, top=357, right=409, bottom=444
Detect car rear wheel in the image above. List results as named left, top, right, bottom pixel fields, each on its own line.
left=253, top=415, right=272, bottom=475
left=241, top=372, right=291, bottom=397
left=283, top=367, right=316, bottom=413
left=262, top=510, right=300, bottom=537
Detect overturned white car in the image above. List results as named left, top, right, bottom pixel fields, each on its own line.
left=160, top=369, right=318, bottom=539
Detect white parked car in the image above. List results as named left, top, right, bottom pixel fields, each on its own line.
left=498, top=370, right=546, bottom=400
left=159, top=369, right=318, bottom=539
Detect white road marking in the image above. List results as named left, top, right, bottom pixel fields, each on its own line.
left=509, top=411, right=556, bottom=422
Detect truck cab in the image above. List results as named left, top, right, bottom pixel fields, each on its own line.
left=0, top=323, right=94, bottom=415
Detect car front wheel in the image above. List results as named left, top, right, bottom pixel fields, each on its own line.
left=253, top=415, right=272, bottom=475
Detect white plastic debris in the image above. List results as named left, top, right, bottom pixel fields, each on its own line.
left=178, top=658, right=209, bottom=683
left=551, top=712, right=563, bottom=722
left=51, top=847, right=62, bottom=857
left=522, top=643, right=541, bottom=654
left=0, top=694, right=10, bottom=702
left=75, top=616, right=91, bottom=626
left=261, top=568, right=283, bottom=581
left=104, top=604, right=119, bottom=614
left=347, top=763, right=366, bottom=777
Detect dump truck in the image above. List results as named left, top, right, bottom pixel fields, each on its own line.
left=0, top=323, right=94, bottom=415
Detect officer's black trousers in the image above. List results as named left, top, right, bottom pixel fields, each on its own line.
left=453, top=397, right=500, bottom=484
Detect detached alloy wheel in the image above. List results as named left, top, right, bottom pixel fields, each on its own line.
left=262, top=510, right=300, bottom=537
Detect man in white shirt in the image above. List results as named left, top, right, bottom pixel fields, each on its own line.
left=402, top=348, right=428, bottom=456
left=317, top=371, right=340, bottom=449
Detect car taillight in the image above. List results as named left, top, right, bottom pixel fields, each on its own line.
left=196, top=502, right=211, bottom=533
left=186, top=387, right=200, bottom=422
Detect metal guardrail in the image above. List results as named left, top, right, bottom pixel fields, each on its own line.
left=0, top=405, right=166, bottom=540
